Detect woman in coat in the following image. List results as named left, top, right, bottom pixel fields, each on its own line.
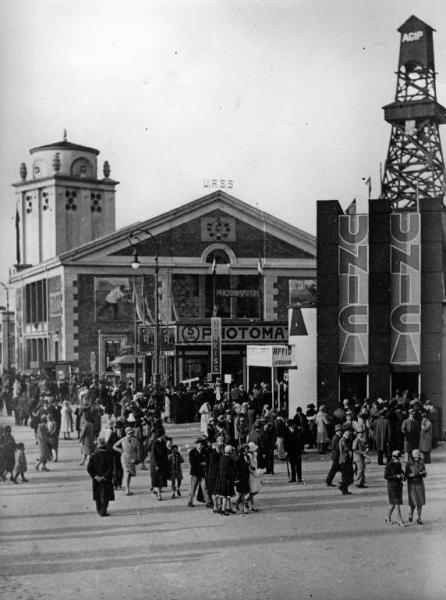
left=36, top=417, right=52, bottom=471
left=0, top=425, right=17, bottom=480
left=87, top=437, right=115, bottom=517
left=46, top=413, right=59, bottom=463
left=404, top=448, right=427, bottom=524
left=79, top=417, right=95, bottom=466
left=315, top=406, right=329, bottom=453
left=216, top=445, right=236, bottom=515
left=207, top=436, right=224, bottom=512
left=235, top=444, right=251, bottom=514
left=384, top=450, right=406, bottom=527
left=418, top=414, right=433, bottom=464
left=60, top=401, right=73, bottom=440
left=150, top=428, right=170, bottom=501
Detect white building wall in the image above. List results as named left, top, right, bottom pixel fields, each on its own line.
left=288, top=307, right=317, bottom=416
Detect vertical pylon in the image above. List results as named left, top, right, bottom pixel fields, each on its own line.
left=381, top=16, right=446, bottom=210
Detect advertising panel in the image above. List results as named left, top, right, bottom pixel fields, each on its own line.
left=210, top=317, right=222, bottom=374
left=390, top=213, right=421, bottom=364
left=338, top=214, right=369, bottom=364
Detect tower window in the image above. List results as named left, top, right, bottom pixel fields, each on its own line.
left=65, top=189, right=77, bottom=211
left=91, top=192, right=102, bottom=213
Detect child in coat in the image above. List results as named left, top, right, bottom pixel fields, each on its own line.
left=168, top=445, right=184, bottom=498
left=13, top=443, right=28, bottom=483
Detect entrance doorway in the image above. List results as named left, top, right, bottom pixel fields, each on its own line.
left=391, top=372, right=419, bottom=400
left=339, top=372, right=368, bottom=402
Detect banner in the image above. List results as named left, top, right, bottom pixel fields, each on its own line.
left=390, top=213, right=421, bottom=364
left=338, top=214, right=369, bottom=364
left=210, top=317, right=222, bottom=374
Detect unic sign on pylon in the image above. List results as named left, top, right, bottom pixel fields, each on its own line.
left=317, top=15, right=446, bottom=419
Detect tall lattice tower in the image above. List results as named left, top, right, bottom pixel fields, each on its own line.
left=381, top=15, right=446, bottom=210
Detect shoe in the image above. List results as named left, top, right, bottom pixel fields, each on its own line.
left=385, top=518, right=393, bottom=525
left=223, top=510, right=230, bottom=516
left=171, top=492, right=176, bottom=499
left=416, top=519, right=423, bottom=525
left=408, top=515, right=413, bottom=522
left=206, top=502, right=214, bottom=508
left=22, top=478, right=28, bottom=482
left=100, top=513, right=110, bottom=517
left=177, top=490, right=181, bottom=497
left=298, top=480, right=306, bottom=485
left=41, top=467, right=50, bottom=471
left=251, top=507, right=259, bottom=512
left=126, top=491, right=133, bottom=496
left=11, top=478, right=18, bottom=484
left=187, top=502, right=194, bottom=507
left=288, top=479, right=296, bottom=483
left=356, top=484, right=368, bottom=488
left=398, top=521, right=406, bottom=527
left=341, top=491, right=352, bottom=495
left=326, top=483, right=336, bottom=487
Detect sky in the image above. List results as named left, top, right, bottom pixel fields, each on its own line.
left=1, top=0, right=446, bottom=296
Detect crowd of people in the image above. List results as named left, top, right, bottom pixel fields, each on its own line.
left=0, top=374, right=441, bottom=524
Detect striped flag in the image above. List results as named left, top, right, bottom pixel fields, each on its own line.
left=257, top=257, right=264, bottom=276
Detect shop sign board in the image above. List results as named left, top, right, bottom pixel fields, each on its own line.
left=210, top=317, right=222, bottom=374
left=178, top=323, right=288, bottom=345
left=247, top=345, right=297, bottom=368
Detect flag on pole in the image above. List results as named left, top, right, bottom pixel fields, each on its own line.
left=345, top=199, right=356, bottom=215
left=211, top=258, right=217, bottom=275
left=364, top=176, right=372, bottom=199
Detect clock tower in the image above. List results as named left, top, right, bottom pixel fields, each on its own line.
left=13, top=132, right=119, bottom=266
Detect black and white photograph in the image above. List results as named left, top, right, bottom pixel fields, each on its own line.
left=0, top=1, right=445, bottom=599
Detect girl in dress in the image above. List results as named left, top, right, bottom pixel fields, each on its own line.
left=247, top=441, right=262, bottom=512
left=405, top=448, right=427, bottom=524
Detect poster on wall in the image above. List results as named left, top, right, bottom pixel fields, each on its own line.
left=338, top=214, right=369, bottom=365
left=95, top=277, right=134, bottom=322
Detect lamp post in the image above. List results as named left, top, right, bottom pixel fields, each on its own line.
left=0, top=282, right=10, bottom=382
left=127, top=229, right=160, bottom=404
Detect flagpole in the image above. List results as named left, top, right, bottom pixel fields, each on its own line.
left=133, top=277, right=138, bottom=391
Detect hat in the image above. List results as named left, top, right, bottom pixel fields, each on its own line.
left=392, top=450, right=401, bottom=458
left=217, top=415, right=226, bottom=423
left=335, top=424, right=342, bottom=432
left=127, top=414, right=136, bottom=423
left=216, top=436, right=225, bottom=445
left=125, top=427, right=134, bottom=435
left=97, top=436, right=108, bottom=447
left=117, top=416, right=126, bottom=423
left=224, top=445, right=233, bottom=454
left=247, top=442, right=258, bottom=452
left=412, top=449, right=422, bottom=458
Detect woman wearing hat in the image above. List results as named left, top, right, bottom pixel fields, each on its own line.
left=87, top=437, right=115, bottom=517
left=207, top=437, right=224, bottom=513
left=247, top=442, right=262, bottom=511
left=112, top=427, right=139, bottom=496
left=384, top=450, right=406, bottom=526
left=216, top=445, right=236, bottom=515
left=404, top=449, right=427, bottom=524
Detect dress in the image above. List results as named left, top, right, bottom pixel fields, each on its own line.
left=36, top=424, right=52, bottom=462
left=248, top=452, right=262, bottom=495
left=0, top=431, right=17, bottom=473
left=405, top=460, right=426, bottom=507
left=79, top=422, right=95, bottom=457
left=60, top=404, right=73, bottom=434
left=115, top=436, right=139, bottom=476
left=384, top=460, right=404, bottom=505
left=419, top=420, right=433, bottom=453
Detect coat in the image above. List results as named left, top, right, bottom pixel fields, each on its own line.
left=150, top=437, right=170, bottom=487
left=405, top=460, right=426, bottom=507
left=384, top=460, right=404, bottom=505
left=418, top=419, right=433, bottom=452
left=401, top=418, right=421, bottom=452
left=315, top=411, right=329, bottom=443
left=373, top=417, right=391, bottom=451
left=60, top=405, right=73, bottom=432
left=79, top=422, right=95, bottom=456
left=36, top=424, right=52, bottom=462
left=216, top=453, right=236, bottom=497
left=87, top=447, right=115, bottom=504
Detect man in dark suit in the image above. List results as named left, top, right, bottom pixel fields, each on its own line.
left=284, top=419, right=305, bottom=483
left=187, top=438, right=211, bottom=507
left=325, top=424, right=343, bottom=487
left=87, top=437, right=115, bottom=516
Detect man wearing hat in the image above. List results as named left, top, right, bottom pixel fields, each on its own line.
left=325, top=424, right=343, bottom=487
left=338, top=430, right=354, bottom=495
left=187, top=438, right=211, bottom=507
left=373, top=409, right=391, bottom=465
left=87, top=437, right=114, bottom=517
left=284, top=419, right=305, bottom=483
left=401, top=409, right=421, bottom=461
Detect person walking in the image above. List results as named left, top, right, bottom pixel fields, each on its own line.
left=79, top=417, right=95, bottom=466
left=12, top=442, right=28, bottom=483
left=168, top=444, right=184, bottom=499
left=315, top=405, right=329, bottom=453
left=325, top=424, right=343, bottom=487
left=187, top=438, right=211, bottom=507
left=384, top=450, right=406, bottom=527
left=418, top=414, right=433, bottom=464
left=35, top=417, right=52, bottom=471
left=87, top=436, right=115, bottom=517
left=112, top=427, right=139, bottom=496
left=352, top=430, right=369, bottom=488
left=216, top=445, right=236, bottom=516
left=150, top=427, right=170, bottom=501
left=405, top=449, right=427, bottom=524
left=60, top=400, right=73, bottom=440
left=338, top=430, right=354, bottom=495
left=373, top=409, right=391, bottom=465
left=284, top=419, right=304, bottom=483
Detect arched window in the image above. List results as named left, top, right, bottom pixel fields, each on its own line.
left=205, top=248, right=231, bottom=265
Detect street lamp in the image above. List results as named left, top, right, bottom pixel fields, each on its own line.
left=127, top=229, right=160, bottom=404
left=0, top=282, right=10, bottom=382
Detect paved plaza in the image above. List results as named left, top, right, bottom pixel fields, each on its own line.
left=0, top=415, right=445, bottom=600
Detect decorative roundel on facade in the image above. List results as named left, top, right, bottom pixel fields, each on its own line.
left=206, top=217, right=232, bottom=240
left=180, top=325, right=200, bottom=343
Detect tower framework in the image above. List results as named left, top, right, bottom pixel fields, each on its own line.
left=381, top=15, right=446, bottom=210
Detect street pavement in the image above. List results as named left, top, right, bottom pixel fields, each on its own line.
left=0, top=414, right=445, bottom=600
